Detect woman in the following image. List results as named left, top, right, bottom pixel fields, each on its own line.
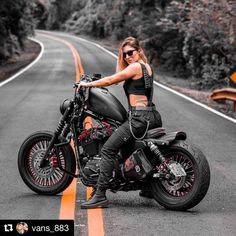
left=79, top=37, right=162, bottom=209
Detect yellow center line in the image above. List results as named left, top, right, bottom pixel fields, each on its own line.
left=87, top=187, right=105, bottom=236
left=40, top=34, right=80, bottom=79
left=39, top=33, right=105, bottom=235
left=39, top=33, right=82, bottom=220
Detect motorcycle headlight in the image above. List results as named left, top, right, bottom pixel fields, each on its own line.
left=60, top=99, right=72, bottom=115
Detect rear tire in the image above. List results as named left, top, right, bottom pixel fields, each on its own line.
left=151, top=140, right=210, bottom=210
left=18, top=131, right=76, bottom=195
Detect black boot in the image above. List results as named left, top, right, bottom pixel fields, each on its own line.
left=81, top=188, right=108, bottom=209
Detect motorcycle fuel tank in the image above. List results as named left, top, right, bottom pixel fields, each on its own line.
left=86, top=87, right=127, bottom=123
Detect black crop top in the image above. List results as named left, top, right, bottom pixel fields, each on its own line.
left=123, top=63, right=153, bottom=105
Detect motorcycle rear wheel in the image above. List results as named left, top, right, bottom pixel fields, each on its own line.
left=18, top=131, right=76, bottom=195
left=150, top=140, right=210, bottom=210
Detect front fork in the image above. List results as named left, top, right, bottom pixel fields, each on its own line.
left=39, top=124, right=79, bottom=178
left=39, top=102, right=73, bottom=168
left=39, top=107, right=91, bottom=181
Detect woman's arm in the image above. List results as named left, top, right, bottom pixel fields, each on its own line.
left=81, top=63, right=140, bottom=88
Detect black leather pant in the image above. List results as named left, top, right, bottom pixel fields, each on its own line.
left=97, top=108, right=162, bottom=189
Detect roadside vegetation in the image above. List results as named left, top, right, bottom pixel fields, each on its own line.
left=36, top=0, right=236, bottom=90
left=0, top=0, right=36, bottom=64
left=0, top=0, right=235, bottom=91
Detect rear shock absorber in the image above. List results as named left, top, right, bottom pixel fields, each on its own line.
left=147, top=141, right=165, bottom=163
left=147, top=141, right=186, bottom=178
left=146, top=141, right=170, bottom=175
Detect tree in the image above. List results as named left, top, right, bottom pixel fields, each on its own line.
left=0, top=0, right=35, bottom=64
left=182, top=0, right=236, bottom=88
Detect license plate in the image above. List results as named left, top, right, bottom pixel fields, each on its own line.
left=168, top=163, right=186, bottom=177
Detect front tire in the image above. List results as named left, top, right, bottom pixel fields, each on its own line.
left=151, top=140, right=210, bottom=210
left=18, top=131, right=76, bottom=195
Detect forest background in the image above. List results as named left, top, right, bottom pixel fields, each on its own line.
left=0, top=0, right=235, bottom=90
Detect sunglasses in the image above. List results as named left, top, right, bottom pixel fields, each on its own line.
left=123, top=49, right=136, bottom=58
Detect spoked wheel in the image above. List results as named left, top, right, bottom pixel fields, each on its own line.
left=161, top=152, right=195, bottom=197
left=18, top=131, right=76, bottom=195
left=151, top=140, right=210, bottom=210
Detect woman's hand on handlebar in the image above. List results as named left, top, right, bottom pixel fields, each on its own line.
left=76, top=81, right=95, bottom=92
left=80, top=81, right=93, bottom=88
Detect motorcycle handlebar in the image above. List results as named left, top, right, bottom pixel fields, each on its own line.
left=74, top=73, right=101, bottom=88
left=74, top=73, right=101, bottom=100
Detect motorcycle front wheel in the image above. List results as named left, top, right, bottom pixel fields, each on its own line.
left=18, top=131, right=76, bottom=195
left=150, top=140, right=210, bottom=211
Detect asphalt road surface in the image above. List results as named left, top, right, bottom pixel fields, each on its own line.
left=0, top=31, right=235, bottom=236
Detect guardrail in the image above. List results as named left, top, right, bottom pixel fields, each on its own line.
left=210, top=88, right=236, bottom=111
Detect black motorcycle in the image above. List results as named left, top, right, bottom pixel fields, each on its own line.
left=18, top=74, right=210, bottom=210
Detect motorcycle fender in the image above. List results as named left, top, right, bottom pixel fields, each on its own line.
left=147, top=131, right=187, bottom=146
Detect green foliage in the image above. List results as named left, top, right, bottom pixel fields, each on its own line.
left=182, top=0, right=236, bottom=89
left=0, top=0, right=35, bottom=64
left=56, top=0, right=190, bottom=77
left=33, top=0, right=236, bottom=89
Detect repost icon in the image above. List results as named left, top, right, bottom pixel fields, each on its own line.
left=4, top=224, right=13, bottom=232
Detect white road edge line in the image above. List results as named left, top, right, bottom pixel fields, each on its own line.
left=154, top=82, right=236, bottom=124
left=5, top=30, right=236, bottom=124
left=0, top=37, right=44, bottom=88
left=67, top=34, right=236, bottom=124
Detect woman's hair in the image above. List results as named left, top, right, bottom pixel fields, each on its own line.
left=116, top=37, right=148, bottom=72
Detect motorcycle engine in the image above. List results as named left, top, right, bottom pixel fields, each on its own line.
left=79, top=123, right=113, bottom=179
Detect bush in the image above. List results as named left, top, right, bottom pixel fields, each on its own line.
left=182, top=0, right=236, bottom=88
left=34, top=0, right=236, bottom=89
left=0, top=0, right=35, bottom=64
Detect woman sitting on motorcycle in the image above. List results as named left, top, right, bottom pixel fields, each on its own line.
left=79, top=36, right=162, bottom=209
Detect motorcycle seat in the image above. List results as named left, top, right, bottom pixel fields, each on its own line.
left=145, top=127, right=166, bottom=139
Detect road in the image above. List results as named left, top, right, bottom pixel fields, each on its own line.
left=0, top=31, right=235, bottom=236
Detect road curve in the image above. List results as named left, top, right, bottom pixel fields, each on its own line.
left=0, top=31, right=235, bottom=236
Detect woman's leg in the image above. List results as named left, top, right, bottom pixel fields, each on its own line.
left=81, top=120, right=132, bottom=209
left=81, top=109, right=162, bottom=208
